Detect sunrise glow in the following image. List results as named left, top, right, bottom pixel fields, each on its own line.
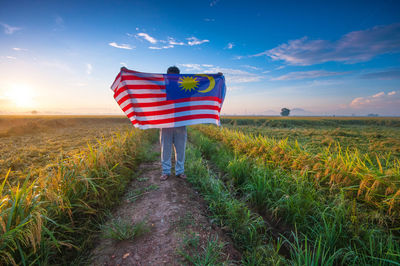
left=5, top=84, right=35, bottom=108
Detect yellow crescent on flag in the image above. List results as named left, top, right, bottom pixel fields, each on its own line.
left=196, top=74, right=215, bottom=93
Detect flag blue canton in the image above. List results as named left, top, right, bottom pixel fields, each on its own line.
left=165, top=74, right=226, bottom=101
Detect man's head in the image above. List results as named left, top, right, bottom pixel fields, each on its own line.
left=167, top=66, right=180, bottom=74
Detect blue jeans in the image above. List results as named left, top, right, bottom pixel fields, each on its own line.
left=160, top=126, right=187, bottom=175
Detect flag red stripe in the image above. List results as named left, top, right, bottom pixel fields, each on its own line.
left=130, top=114, right=219, bottom=125
left=114, top=85, right=166, bottom=99
left=117, top=96, right=222, bottom=107
left=121, top=75, right=164, bottom=81
left=117, top=93, right=166, bottom=100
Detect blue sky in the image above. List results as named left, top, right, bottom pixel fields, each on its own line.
left=1, top=0, right=400, bottom=116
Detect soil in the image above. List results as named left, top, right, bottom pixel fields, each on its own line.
left=89, top=143, right=241, bottom=265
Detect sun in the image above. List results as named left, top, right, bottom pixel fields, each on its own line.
left=5, top=84, right=35, bottom=108
left=178, top=76, right=199, bottom=92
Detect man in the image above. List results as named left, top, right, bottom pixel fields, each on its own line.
left=160, top=66, right=223, bottom=181
left=160, top=66, right=187, bottom=181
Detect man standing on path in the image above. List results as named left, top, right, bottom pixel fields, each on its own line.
left=159, top=66, right=223, bottom=181
left=160, top=66, right=187, bottom=181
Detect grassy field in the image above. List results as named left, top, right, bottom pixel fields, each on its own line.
left=0, top=116, right=134, bottom=179
left=0, top=116, right=157, bottom=265
left=2, top=115, right=400, bottom=265
left=221, top=116, right=400, bottom=156
left=189, top=116, right=400, bottom=265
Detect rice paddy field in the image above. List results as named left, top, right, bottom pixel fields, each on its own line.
left=0, top=116, right=156, bottom=265
left=188, top=116, right=400, bottom=265
left=1, top=115, right=400, bottom=265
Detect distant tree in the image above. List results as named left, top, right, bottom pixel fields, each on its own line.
left=31, top=110, right=38, bottom=115
left=367, top=113, right=379, bottom=117
left=280, top=108, right=290, bottom=116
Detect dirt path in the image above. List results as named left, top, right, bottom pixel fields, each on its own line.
left=89, top=143, right=240, bottom=265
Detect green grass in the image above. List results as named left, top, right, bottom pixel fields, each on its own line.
left=189, top=127, right=400, bottom=265
left=185, top=142, right=286, bottom=265
left=101, top=218, right=150, bottom=241
left=178, top=234, right=230, bottom=266
left=221, top=116, right=400, bottom=157
left=195, top=124, right=400, bottom=217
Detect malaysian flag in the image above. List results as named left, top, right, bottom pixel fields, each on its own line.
left=111, top=68, right=226, bottom=129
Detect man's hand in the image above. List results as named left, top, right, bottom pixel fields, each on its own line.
left=217, top=72, right=223, bottom=76
left=120, top=66, right=128, bottom=71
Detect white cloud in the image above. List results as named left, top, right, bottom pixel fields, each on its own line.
left=187, top=37, right=209, bottom=46
left=256, top=23, right=400, bottom=66
left=350, top=90, right=400, bottom=110
left=109, top=42, right=133, bottom=50
left=179, top=64, right=203, bottom=71
left=13, top=47, right=27, bottom=51
left=372, top=92, right=384, bottom=98
left=0, top=22, right=21, bottom=34
left=178, top=64, right=264, bottom=83
left=226, top=42, right=234, bottom=49
left=131, top=34, right=209, bottom=49
left=147, top=36, right=209, bottom=49
left=242, top=65, right=261, bottom=71
left=168, top=37, right=185, bottom=46
left=272, top=70, right=348, bottom=81
left=86, top=63, right=92, bottom=75
left=149, top=44, right=175, bottom=49
left=204, top=67, right=264, bottom=83
left=6, top=56, right=16, bottom=60
left=226, top=85, right=244, bottom=91
left=136, top=32, right=157, bottom=44
left=204, top=18, right=215, bottom=22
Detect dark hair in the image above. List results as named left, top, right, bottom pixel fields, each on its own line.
left=167, top=66, right=180, bottom=74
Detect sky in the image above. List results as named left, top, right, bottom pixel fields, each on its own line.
left=0, top=0, right=400, bottom=116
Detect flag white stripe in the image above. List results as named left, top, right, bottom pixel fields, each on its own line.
left=125, top=97, right=167, bottom=103
left=122, top=80, right=165, bottom=86
left=116, top=88, right=166, bottom=95
left=111, top=76, right=121, bottom=92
